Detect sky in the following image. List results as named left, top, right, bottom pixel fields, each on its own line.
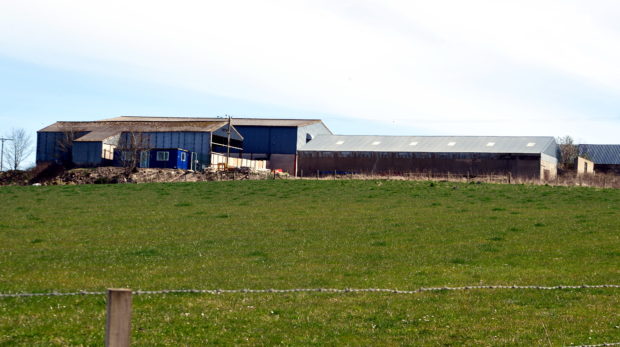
left=1, top=0, right=620, bottom=167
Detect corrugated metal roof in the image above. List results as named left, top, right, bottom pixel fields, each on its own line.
left=101, top=116, right=323, bottom=127
left=74, top=129, right=121, bottom=142
left=579, top=144, right=620, bottom=164
left=299, top=135, right=557, bottom=154
left=39, top=120, right=228, bottom=133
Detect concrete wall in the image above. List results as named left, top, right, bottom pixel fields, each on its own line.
left=540, top=153, right=558, bottom=180
left=576, top=157, right=595, bottom=175
left=297, top=151, right=543, bottom=179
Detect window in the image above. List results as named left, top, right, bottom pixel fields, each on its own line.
left=181, top=152, right=187, bottom=161
left=121, top=151, right=134, bottom=161
left=156, top=151, right=169, bottom=161
left=371, top=141, right=381, bottom=145
left=409, top=141, right=418, bottom=146
left=336, top=140, right=345, bottom=145
left=526, top=142, right=536, bottom=147
left=447, top=142, right=456, bottom=146
left=486, top=142, right=495, bottom=147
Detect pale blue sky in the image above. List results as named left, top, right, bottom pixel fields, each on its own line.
left=1, top=1, right=620, bottom=167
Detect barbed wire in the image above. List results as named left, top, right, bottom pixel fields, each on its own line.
left=1, top=284, right=619, bottom=298
left=1, top=286, right=618, bottom=346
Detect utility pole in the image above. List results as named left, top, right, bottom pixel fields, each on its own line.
left=226, top=115, right=232, bottom=169
left=0, top=137, right=14, bottom=172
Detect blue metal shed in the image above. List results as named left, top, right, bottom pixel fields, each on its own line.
left=146, top=148, right=190, bottom=170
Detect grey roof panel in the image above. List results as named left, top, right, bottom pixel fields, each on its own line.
left=101, top=116, right=323, bottom=127
left=579, top=144, right=620, bottom=164
left=299, top=135, right=557, bottom=155
left=74, top=129, right=122, bottom=142
left=39, top=120, right=228, bottom=133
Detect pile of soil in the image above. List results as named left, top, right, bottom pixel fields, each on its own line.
left=1, top=165, right=278, bottom=186
left=0, top=170, right=32, bottom=186
left=25, top=166, right=274, bottom=185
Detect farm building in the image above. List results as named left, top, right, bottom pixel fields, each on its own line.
left=298, top=135, right=559, bottom=180
left=36, top=116, right=331, bottom=172
left=101, top=116, right=333, bottom=173
left=37, top=118, right=243, bottom=169
left=578, top=144, right=620, bottom=174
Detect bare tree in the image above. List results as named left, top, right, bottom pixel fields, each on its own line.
left=56, top=125, right=81, bottom=168
left=117, top=132, right=151, bottom=175
left=556, top=135, right=579, bottom=169
left=3, top=128, right=33, bottom=170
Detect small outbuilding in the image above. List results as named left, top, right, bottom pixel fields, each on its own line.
left=578, top=144, right=620, bottom=174
left=139, top=148, right=191, bottom=170
left=576, top=156, right=595, bottom=175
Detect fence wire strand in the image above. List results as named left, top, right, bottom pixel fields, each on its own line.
left=1, top=285, right=618, bottom=347
left=1, top=284, right=619, bottom=298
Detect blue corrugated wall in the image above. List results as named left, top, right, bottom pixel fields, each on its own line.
left=36, top=131, right=89, bottom=164
left=72, top=142, right=103, bottom=167
left=120, top=132, right=212, bottom=163
left=234, top=126, right=298, bottom=154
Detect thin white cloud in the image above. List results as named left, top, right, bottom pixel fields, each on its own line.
left=0, top=0, right=619, bottom=141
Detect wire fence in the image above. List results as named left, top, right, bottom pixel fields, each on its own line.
left=2, top=284, right=619, bottom=347
left=2, top=283, right=619, bottom=298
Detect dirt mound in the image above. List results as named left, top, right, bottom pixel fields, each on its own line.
left=0, top=170, right=32, bottom=186
left=34, top=166, right=274, bottom=185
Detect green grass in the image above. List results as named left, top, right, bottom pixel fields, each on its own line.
left=1, top=180, right=619, bottom=346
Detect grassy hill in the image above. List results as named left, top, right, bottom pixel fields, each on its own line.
left=1, top=180, right=619, bottom=345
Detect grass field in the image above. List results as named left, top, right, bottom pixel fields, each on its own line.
left=1, top=180, right=619, bottom=346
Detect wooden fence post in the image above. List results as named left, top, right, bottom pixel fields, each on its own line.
left=105, top=288, right=132, bottom=347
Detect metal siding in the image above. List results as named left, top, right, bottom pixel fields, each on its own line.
left=270, top=127, right=297, bottom=154
left=235, top=126, right=297, bottom=154
left=72, top=142, right=102, bottom=166
left=296, top=122, right=333, bottom=150
left=235, top=126, right=271, bottom=153
left=36, top=131, right=85, bottom=163
left=298, top=151, right=542, bottom=179
left=117, top=131, right=212, bottom=167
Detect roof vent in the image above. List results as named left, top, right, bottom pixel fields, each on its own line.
left=526, top=142, right=536, bottom=147
left=306, top=133, right=314, bottom=143
left=335, top=140, right=344, bottom=145
left=486, top=142, right=495, bottom=147
left=447, top=142, right=456, bottom=146
left=409, top=142, right=418, bottom=146
left=371, top=141, right=381, bottom=145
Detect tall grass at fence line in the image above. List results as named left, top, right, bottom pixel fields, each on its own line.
left=304, top=171, right=620, bottom=189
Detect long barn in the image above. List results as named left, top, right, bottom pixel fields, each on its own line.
left=298, top=135, right=559, bottom=180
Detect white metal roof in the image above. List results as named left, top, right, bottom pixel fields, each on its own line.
left=299, top=135, right=557, bottom=155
